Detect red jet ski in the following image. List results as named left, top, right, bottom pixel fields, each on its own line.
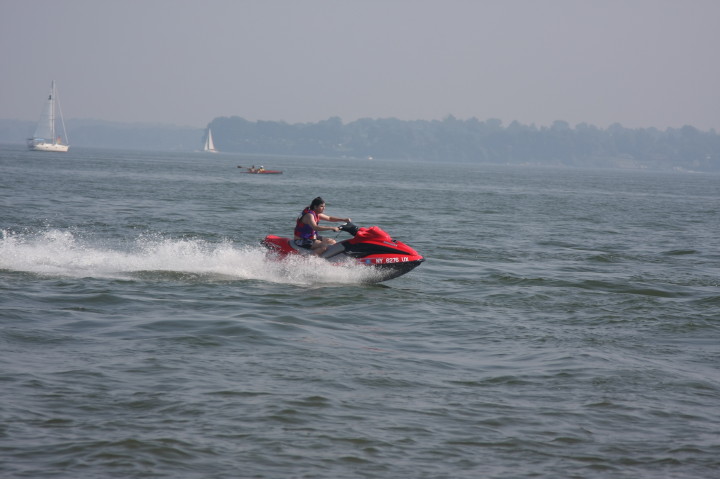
left=261, top=222, right=424, bottom=282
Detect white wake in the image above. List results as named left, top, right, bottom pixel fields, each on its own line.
left=0, top=229, right=380, bottom=285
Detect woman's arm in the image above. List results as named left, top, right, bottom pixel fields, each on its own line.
left=319, top=213, right=351, bottom=223
left=304, top=213, right=340, bottom=232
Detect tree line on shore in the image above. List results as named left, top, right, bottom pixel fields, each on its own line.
left=3, top=116, right=719, bottom=171
left=209, top=116, right=720, bottom=171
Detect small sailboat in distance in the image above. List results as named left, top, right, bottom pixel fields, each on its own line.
left=28, top=80, right=69, bottom=152
left=203, top=128, right=218, bottom=153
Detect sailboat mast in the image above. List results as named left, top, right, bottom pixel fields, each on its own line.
left=50, top=81, right=56, bottom=142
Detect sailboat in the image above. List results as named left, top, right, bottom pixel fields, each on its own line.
left=203, top=128, right=218, bottom=153
left=28, top=80, right=69, bottom=152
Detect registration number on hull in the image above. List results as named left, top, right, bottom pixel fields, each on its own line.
left=361, top=256, right=410, bottom=265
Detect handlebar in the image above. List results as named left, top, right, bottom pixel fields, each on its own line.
left=338, top=222, right=360, bottom=236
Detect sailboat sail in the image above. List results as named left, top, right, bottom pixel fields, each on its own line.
left=28, top=81, right=69, bottom=152
left=203, top=128, right=217, bottom=153
left=33, top=92, right=56, bottom=140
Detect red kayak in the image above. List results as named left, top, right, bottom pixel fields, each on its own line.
left=261, top=222, right=424, bottom=282
left=237, top=166, right=283, bottom=174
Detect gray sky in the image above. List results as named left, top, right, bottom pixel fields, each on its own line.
left=2, top=0, right=719, bottom=130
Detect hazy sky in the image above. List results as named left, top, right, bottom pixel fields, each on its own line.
left=2, top=0, right=719, bottom=130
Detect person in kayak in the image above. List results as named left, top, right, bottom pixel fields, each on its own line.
left=294, top=197, right=351, bottom=255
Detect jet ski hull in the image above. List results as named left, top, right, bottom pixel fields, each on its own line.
left=261, top=224, right=424, bottom=282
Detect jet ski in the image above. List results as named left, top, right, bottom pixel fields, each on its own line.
left=261, top=222, right=424, bottom=282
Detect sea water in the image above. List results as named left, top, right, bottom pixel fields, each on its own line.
left=1, top=145, right=719, bottom=478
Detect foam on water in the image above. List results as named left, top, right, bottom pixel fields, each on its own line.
left=0, top=228, right=380, bottom=285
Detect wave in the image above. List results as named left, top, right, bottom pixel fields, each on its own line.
left=0, top=228, right=378, bottom=286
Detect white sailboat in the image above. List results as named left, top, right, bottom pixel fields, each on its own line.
left=28, top=80, right=70, bottom=152
left=203, top=128, right=218, bottom=153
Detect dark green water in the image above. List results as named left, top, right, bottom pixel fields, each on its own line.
left=1, top=145, right=719, bottom=478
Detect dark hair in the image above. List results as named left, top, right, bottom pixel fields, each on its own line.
left=310, top=197, right=325, bottom=208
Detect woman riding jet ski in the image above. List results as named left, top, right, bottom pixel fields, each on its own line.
left=292, top=197, right=352, bottom=256
left=261, top=198, right=424, bottom=282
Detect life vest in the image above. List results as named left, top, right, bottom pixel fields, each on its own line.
left=294, top=207, right=318, bottom=240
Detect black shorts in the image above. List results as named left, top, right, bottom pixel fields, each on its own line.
left=295, top=238, right=315, bottom=249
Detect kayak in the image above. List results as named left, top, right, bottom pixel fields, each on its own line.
left=237, top=166, right=283, bottom=174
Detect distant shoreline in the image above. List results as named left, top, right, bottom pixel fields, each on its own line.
left=3, top=117, right=719, bottom=172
